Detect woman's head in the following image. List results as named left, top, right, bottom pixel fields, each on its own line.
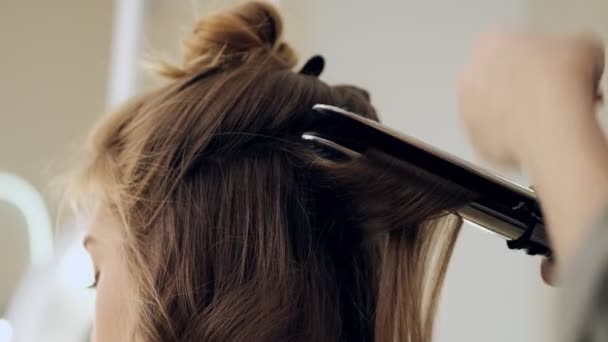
left=72, top=2, right=470, bottom=341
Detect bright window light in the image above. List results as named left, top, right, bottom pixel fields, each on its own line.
left=59, top=237, right=95, bottom=290
left=0, top=319, right=13, bottom=342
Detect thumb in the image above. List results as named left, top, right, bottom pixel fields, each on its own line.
left=541, top=257, right=559, bottom=287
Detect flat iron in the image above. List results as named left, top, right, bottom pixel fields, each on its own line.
left=302, top=104, right=551, bottom=257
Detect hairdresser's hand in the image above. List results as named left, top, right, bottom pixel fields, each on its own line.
left=541, top=258, right=557, bottom=286
left=458, top=31, right=608, bottom=277
left=458, top=31, right=603, bottom=167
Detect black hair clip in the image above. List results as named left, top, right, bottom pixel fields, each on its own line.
left=299, top=55, right=325, bottom=77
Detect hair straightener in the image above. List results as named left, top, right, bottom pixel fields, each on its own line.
left=301, top=104, right=551, bottom=257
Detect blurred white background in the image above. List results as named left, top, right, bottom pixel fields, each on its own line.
left=1, top=0, right=607, bottom=341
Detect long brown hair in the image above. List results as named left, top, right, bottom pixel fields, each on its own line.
left=70, top=2, right=472, bottom=341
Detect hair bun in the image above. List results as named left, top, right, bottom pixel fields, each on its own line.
left=158, top=1, right=298, bottom=79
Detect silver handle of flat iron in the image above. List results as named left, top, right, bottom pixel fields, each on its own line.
left=458, top=205, right=549, bottom=249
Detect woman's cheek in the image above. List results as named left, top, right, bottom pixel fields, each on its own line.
left=93, top=262, right=134, bottom=340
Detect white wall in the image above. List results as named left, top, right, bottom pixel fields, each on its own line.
left=279, top=1, right=552, bottom=341
left=0, top=0, right=113, bottom=314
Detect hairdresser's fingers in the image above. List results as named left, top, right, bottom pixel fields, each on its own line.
left=457, top=62, right=519, bottom=167
left=546, top=33, right=605, bottom=115
left=458, top=31, right=606, bottom=169
left=532, top=185, right=559, bottom=287
left=541, top=257, right=558, bottom=287
left=570, top=34, right=605, bottom=103
left=580, top=34, right=604, bottom=83
left=591, top=41, right=605, bottom=103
